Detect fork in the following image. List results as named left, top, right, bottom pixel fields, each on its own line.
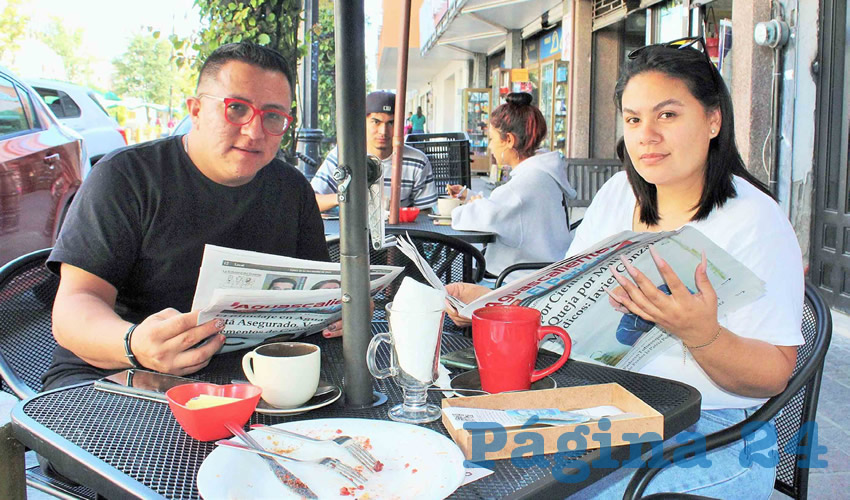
left=216, top=439, right=368, bottom=486
left=251, top=424, right=380, bottom=472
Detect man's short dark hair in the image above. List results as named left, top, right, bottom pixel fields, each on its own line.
left=198, top=42, right=294, bottom=91
left=269, top=276, right=298, bottom=289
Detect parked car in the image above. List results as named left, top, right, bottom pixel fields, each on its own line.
left=27, top=78, right=126, bottom=168
left=0, top=67, right=87, bottom=267
left=171, top=115, right=191, bottom=136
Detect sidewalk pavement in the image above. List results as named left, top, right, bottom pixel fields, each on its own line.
left=785, top=307, right=850, bottom=498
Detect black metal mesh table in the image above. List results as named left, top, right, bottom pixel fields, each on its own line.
left=323, top=215, right=494, bottom=244
left=11, top=325, right=700, bottom=499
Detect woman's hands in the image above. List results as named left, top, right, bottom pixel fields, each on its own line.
left=606, top=246, right=720, bottom=346
left=446, top=184, right=468, bottom=201
left=444, top=283, right=491, bottom=327
left=446, top=185, right=483, bottom=203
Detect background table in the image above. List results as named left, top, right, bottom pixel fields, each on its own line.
left=323, top=214, right=495, bottom=244
left=12, top=328, right=700, bottom=499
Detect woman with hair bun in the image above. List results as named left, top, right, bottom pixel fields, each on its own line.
left=447, top=92, right=576, bottom=279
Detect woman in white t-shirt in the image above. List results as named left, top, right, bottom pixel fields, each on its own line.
left=445, top=38, right=802, bottom=498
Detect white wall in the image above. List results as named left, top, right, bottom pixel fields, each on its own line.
left=777, top=0, right=818, bottom=263
left=431, top=60, right=468, bottom=133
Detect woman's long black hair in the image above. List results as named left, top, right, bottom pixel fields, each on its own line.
left=614, top=44, right=773, bottom=226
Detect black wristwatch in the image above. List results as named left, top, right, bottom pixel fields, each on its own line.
left=123, top=323, right=141, bottom=368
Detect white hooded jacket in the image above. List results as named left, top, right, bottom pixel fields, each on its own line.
left=451, top=151, right=577, bottom=278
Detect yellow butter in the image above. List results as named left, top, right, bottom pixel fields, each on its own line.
left=185, top=394, right=241, bottom=409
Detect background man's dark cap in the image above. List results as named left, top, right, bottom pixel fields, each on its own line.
left=366, top=91, right=395, bottom=115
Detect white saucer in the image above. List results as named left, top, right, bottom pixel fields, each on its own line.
left=255, top=383, right=342, bottom=415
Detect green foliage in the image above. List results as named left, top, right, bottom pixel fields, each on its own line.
left=193, top=0, right=303, bottom=152
left=36, top=17, right=94, bottom=84
left=0, top=0, right=29, bottom=65
left=112, top=35, right=178, bottom=112
left=316, top=5, right=335, bottom=157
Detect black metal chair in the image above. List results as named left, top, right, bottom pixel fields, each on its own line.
left=486, top=220, right=581, bottom=284
left=327, top=230, right=485, bottom=334
left=405, top=132, right=471, bottom=195
left=565, top=158, right=625, bottom=208
left=0, top=249, right=97, bottom=499
left=0, top=249, right=57, bottom=399
left=494, top=261, right=555, bottom=287
left=624, top=282, right=833, bottom=500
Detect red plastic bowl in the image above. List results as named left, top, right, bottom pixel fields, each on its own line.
left=399, top=207, right=420, bottom=223
left=166, top=383, right=262, bottom=441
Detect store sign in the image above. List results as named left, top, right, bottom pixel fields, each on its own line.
left=540, top=27, right=563, bottom=60
left=511, top=68, right=530, bottom=82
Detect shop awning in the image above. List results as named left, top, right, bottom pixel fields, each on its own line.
left=420, top=0, right=564, bottom=58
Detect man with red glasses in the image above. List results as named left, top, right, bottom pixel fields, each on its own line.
left=43, top=43, right=329, bottom=390
left=311, top=91, right=437, bottom=213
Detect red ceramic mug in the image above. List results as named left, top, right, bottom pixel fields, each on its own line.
left=472, top=306, right=572, bottom=393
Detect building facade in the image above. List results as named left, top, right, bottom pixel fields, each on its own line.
left=375, top=0, right=849, bottom=312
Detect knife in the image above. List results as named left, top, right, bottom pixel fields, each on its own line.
left=223, top=422, right=317, bottom=499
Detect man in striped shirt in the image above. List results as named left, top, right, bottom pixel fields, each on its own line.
left=312, top=91, right=437, bottom=212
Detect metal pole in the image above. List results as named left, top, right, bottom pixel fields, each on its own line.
left=297, top=0, right=323, bottom=180
left=388, top=0, right=412, bottom=225
left=335, top=0, right=373, bottom=408
left=0, top=394, right=25, bottom=500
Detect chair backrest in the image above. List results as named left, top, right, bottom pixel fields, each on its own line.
left=327, top=231, right=485, bottom=334
left=624, top=282, right=832, bottom=500
left=773, top=282, right=833, bottom=499
left=565, top=158, right=624, bottom=207
left=0, top=249, right=57, bottom=399
left=405, top=132, right=471, bottom=194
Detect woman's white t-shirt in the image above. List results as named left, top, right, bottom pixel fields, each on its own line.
left=568, top=172, right=804, bottom=409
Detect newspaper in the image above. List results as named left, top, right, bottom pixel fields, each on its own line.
left=408, top=227, right=766, bottom=371
left=191, top=245, right=403, bottom=353
left=395, top=233, right=466, bottom=311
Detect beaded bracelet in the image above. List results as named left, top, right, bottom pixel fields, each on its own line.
left=123, top=323, right=141, bottom=368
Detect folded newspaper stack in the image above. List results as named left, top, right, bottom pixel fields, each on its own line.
left=191, top=245, right=403, bottom=353
left=398, top=227, right=766, bottom=371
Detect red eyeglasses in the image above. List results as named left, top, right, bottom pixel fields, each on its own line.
left=198, top=94, right=293, bottom=136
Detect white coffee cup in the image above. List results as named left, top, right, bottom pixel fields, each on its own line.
left=437, top=196, right=461, bottom=216
left=242, top=342, right=320, bottom=408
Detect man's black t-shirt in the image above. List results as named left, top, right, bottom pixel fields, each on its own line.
left=44, top=136, right=329, bottom=388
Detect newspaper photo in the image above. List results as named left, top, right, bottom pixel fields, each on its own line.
left=405, top=227, right=766, bottom=371
left=191, top=245, right=403, bottom=352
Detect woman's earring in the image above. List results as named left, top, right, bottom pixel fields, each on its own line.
left=711, top=129, right=716, bottom=135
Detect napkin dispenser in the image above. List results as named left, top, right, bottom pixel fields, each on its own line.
left=440, top=383, right=664, bottom=461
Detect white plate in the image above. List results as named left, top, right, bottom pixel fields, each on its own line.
left=427, top=213, right=452, bottom=220
left=255, top=384, right=342, bottom=415
left=197, top=418, right=466, bottom=499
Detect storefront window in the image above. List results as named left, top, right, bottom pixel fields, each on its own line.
left=655, top=0, right=687, bottom=42
left=623, top=13, right=647, bottom=59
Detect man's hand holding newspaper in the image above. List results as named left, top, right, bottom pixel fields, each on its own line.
left=399, top=227, right=765, bottom=371
left=191, top=245, right=403, bottom=353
